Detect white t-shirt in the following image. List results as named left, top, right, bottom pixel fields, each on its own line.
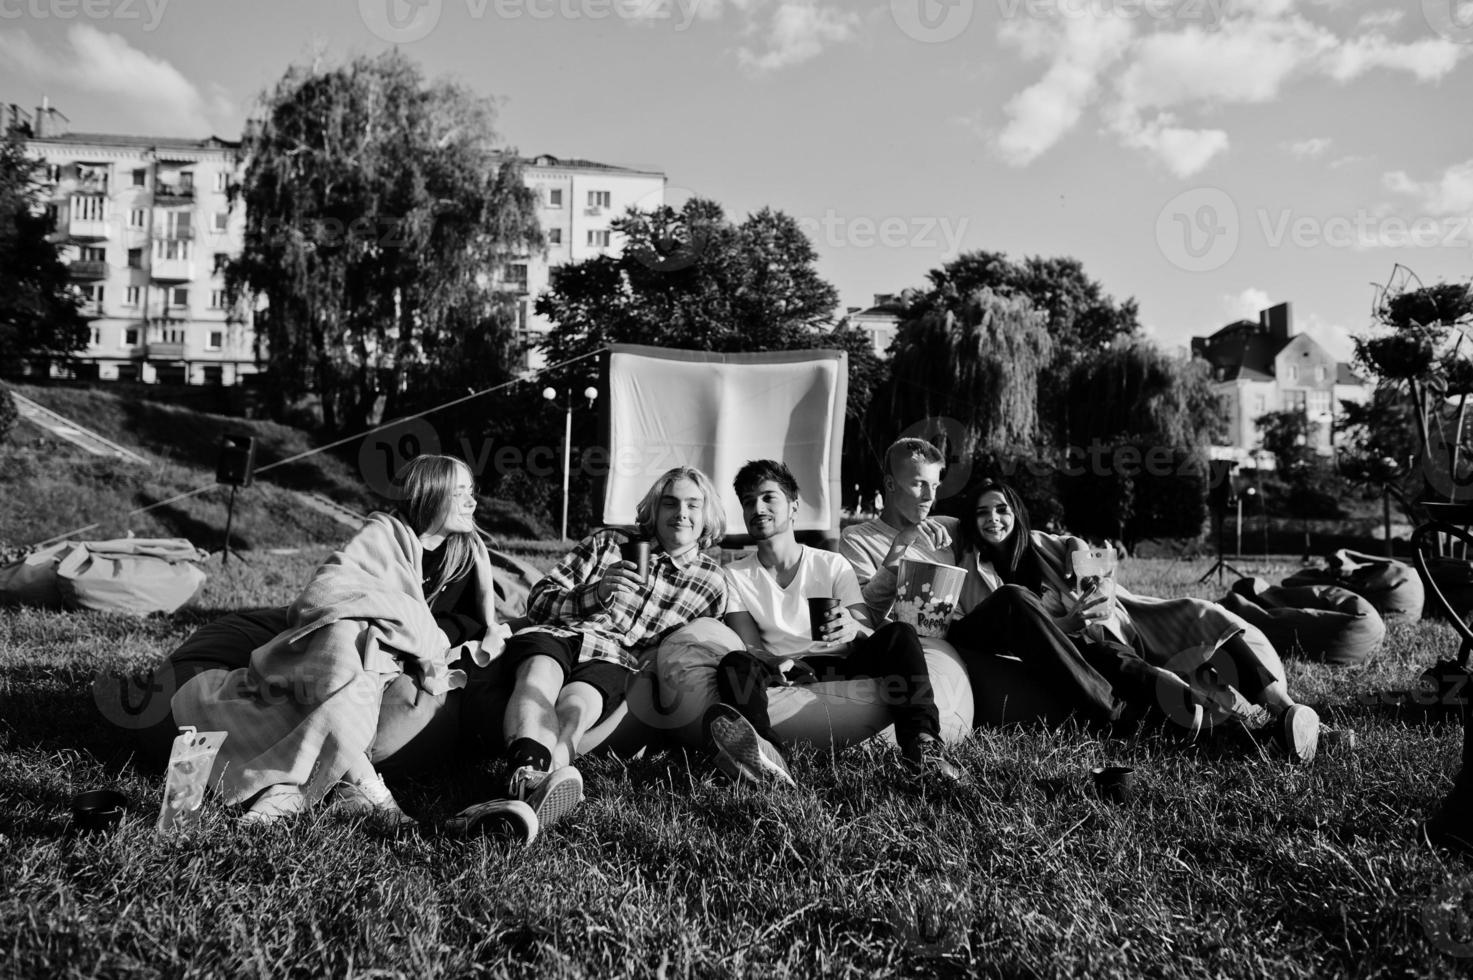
left=724, top=546, right=865, bottom=659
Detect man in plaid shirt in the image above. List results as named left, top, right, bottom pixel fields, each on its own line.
left=450, top=466, right=728, bottom=844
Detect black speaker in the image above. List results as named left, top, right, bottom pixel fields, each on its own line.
left=1207, top=459, right=1236, bottom=513
left=217, top=434, right=256, bottom=487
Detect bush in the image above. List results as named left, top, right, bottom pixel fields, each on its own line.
left=0, top=385, right=16, bottom=443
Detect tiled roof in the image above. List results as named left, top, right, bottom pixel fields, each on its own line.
left=516, top=153, right=663, bottom=176
left=1336, top=362, right=1365, bottom=386
left=30, top=132, right=239, bottom=151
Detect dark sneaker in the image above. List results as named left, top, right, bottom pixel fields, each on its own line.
left=511, top=765, right=584, bottom=830
left=901, top=733, right=963, bottom=783
left=445, top=798, right=538, bottom=845
left=1274, top=704, right=1320, bottom=763
left=705, top=704, right=796, bottom=788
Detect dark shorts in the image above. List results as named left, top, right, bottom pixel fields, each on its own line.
left=502, top=630, right=632, bottom=724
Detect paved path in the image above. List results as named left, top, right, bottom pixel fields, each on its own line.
left=12, top=391, right=151, bottom=464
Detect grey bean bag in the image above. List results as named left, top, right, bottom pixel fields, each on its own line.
left=1221, top=578, right=1385, bottom=667
left=1283, top=549, right=1425, bottom=625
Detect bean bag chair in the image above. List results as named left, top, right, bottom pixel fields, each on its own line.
left=1220, top=578, right=1385, bottom=667
left=1, top=538, right=207, bottom=615
left=1283, top=549, right=1425, bottom=625
left=646, top=618, right=974, bottom=751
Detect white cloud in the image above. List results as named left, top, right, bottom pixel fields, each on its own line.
left=1383, top=160, right=1473, bottom=216
left=1300, top=314, right=1358, bottom=362
left=994, top=16, right=1133, bottom=165
left=0, top=25, right=226, bottom=135
left=1227, top=287, right=1272, bottom=320
left=1356, top=9, right=1404, bottom=30
left=1288, top=137, right=1332, bottom=159
left=736, top=1, right=860, bottom=73
left=989, top=4, right=1472, bottom=174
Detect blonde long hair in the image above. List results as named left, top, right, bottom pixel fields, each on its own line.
left=391, top=454, right=483, bottom=595
left=634, top=466, right=726, bottom=551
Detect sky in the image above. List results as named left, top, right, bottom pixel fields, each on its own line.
left=2, top=0, right=1472, bottom=362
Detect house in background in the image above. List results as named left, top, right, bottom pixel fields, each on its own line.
left=845, top=294, right=906, bottom=356
left=1191, top=301, right=1368, bottom=466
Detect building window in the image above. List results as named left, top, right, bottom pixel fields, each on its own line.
left=80, top=284, right=104, bottom=307
left=132, top=168, right=146, bottom=187
left=206, top=330, right=224, bottom=351
left=127, top=248, right=143, bottom=269
left=125, top=286, right=141, bottom=306
left=505, top=263, right=528, bottom=293
left=548, top=188, right=563, bottom=208
left=179, top=172, right=194, bottom=192
left=1316, top=365, right=1328, bottom=383
left=587, top=190, right=611, bottom=209
left=163, top=210, right=192, bottom=240
left=129, top=208, right=146, bottom=228
left=210, top=289, right=227, bottom=309
left=1285, top=390, right=1307, bottom=413
left=548, top=228, right=562, bottom=245
left=214, top=172, right=228, bottom=192
left=213, top=252, right=230, bottom=275
left=1253, top=395, right=1266, bottom=415
left=1308, top=390, right=1331, bottom=417
left=73, top=195, right=105, bottom=221
left=123, top=327, right=139, bottom=348
left=1286, top=365, right=1298, bottom=382
left=213, top=212, right=229, bottom=233
left=170, top=287, right=189, bottom=307
left=90, top=327, right=102, bottom=347
left=587, top=229, right=611, bottom=247
left=80, top=245, right=106, bottom=262
left=46, top=163, right=63, bottom=183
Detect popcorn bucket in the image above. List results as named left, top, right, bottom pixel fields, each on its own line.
left=893, top=559, right=967, bottom=637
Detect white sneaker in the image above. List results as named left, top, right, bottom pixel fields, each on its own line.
left=509, top=765, right=584, bottom=830
left=446, top=798, right=539, bottom=845
left=1275, top=704, right=1321, bottom=764
left=332, top=772, right=417, bottom=828
left=240, top=783, right=305, bottom=826
left=706, top=704, right=796, bottom=789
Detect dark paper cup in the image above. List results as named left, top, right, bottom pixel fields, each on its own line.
left=1090, top=766, right=1136, bottom=804
left=807, top=596, right=840, bottom=641
left=71, top=789, right=127, bottom=832
left=619, top=538, right=650, bottom=580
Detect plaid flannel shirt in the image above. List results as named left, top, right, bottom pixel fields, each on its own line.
left=521, top=529, right=727, bottom=669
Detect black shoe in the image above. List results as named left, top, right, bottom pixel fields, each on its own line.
left=901, top=733, right=963, bottom=783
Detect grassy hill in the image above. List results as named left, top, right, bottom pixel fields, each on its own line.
left=1, top=383, right=548, bottom=556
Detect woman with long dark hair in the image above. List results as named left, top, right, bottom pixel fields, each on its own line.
left=948, top=478, right=1320, bottom=760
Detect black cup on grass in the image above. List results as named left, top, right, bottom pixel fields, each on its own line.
left=620, top=538, right=650, bottom=581
left=807, top=597, right=840, bottom=641
left=1090, top=766, right=1136, bottom=805
left=71, top=789, right=128, bottom=833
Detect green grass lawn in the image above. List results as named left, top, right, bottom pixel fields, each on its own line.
left=4, top=550, right=1473, bottom=978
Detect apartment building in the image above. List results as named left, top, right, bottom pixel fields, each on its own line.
left=18, top=107, right=257, bottom=385
left=1191, top=302, right=1368, bottom=465
left=510, top=154, right=665, bottom=370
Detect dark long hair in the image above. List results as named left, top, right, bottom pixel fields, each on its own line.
left=959, top=478, right=1044, bottom=593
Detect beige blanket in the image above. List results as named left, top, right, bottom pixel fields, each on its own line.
left=172, top=513, right=501, bottom=805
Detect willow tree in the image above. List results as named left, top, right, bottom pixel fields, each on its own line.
left=229, top=51, right=541, bottom=434
left=884, top=287, right=1053, bottom=458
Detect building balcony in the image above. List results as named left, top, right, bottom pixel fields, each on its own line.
left=154, top=185, right=195, bottom=205
left=75, top=176, right=109, bottom=194
left=151, top=259, right=195, bottom=281
left=69, top=259, right=109, bottom=279
left=146, top=343, right=186, bottom=359
left=67, top=216, right=109, bottom=240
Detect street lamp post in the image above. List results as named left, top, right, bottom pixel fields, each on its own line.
left=543, top=384, right=599, bottom=542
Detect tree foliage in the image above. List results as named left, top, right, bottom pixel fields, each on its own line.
left=229, top=50, right=541, bottom=434
left=0, top=132, right=88, bottom=369
left=884, top=287, right=1053, bottom=457
left=535, top=199, right=839, bottom=370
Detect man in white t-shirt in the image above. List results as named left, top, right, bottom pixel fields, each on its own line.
left=706, top=459, right=960, bottom=786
